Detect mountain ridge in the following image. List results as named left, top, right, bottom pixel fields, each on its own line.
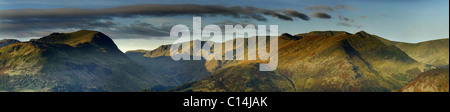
left=0, top=39, right=20, bottom=48
left=129, top=30, right=436, bottom=92
left=374, top=35, right=449, bottom=66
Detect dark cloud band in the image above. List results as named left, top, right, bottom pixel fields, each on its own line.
left=283, top=9, right=310, bottom=21
left=305, top=6, right=334, bottom=11
left=310, top=11, right=331, bottom=19
left=305, top=5, right=356, bottom=12
left=0, top=4, right=313, bottom=38
left=0, top=4, right=309, bottom=22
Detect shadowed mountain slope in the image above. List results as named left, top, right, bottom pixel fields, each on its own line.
left=0, top=30, right=162, bottom=92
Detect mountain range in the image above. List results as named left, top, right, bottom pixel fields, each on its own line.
left=381, top=39, right=449, bottom=67
left=166, top=31, right=442, bottom=92
left=0, top=30, right=448, bottom=92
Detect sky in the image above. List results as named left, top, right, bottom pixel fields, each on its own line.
left=0, top=0, right=448, bottom=52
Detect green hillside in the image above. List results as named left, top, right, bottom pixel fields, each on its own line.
left=374, top=35, right=449, bottom=67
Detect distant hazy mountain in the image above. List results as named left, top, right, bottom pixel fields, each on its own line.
left=126, top=47, right=210, bottom=86
left=374, top=36, right=449, bottom=67
left=0, top=39, right=20, bottom=48
left=170, top=31, right=433, bottom=92
left=400, top=67, right=449, bottom=92
left=0, top=30, right=162, bottom=92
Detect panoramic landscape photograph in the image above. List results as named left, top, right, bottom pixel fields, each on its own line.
left=0, top=0, right=448, bottom=92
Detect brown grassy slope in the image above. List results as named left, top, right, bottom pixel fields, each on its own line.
left=34, top=30, right=101, bottom=46
left=400, top=67, right=449, bottom=92
left=0, top=42, right=43, bottom=76
left=189, top=61, right=295, bottom=92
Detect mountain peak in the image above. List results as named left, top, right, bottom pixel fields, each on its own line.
left=0, top=39, right=20, bottom=42
left=279, top=33, right=301, bottom=40
left=74, top=29, right=101, bottom=33
left=34, top=30, right=106, bottom=46
left=305, top=31, right=350, bottom=37
left=351, top=30, right=389, bottom=44
left=36, top=30, right=109, bottom=44
left=29, top=30, right=121, bottom=53
left=353, top=30, right=372, bottom=38
left=356, top=30, right=368, bottom=34
left=0, top=39, right=21, bottom=48
left=126, top=49, right=149, bottom=53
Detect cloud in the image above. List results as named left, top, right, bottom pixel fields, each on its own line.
left=111, top=21, right=169, bottom=37
left=264, top=12, right=294, bottom=21
left=305, top=6, right=335, bottom=11
left=210, top=20, right=256, bottom=32
left=336, top=15, right=361, bottom=29
left=0, top=4, right=307, bottom=22
left=334, top=5, right=357, bottom=10
left=0, top=19, right=117, bottom=37
left=338, top=15, right=353, bottom=22
left=310, top=11, right=331, bottom=19
left=305, top=5, right=356, bottom=12
left=336, top=22, right=351, bottom=27
left=213, top=20, right=254, bottom=26
left=282, top=9, right=310, bottom=21
left=337, top=22, right=361, bottom=28
left=0, top=4, right=313, bottom=38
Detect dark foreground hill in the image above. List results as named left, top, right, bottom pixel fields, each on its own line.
left=0, top=30, right=162, bottom=92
